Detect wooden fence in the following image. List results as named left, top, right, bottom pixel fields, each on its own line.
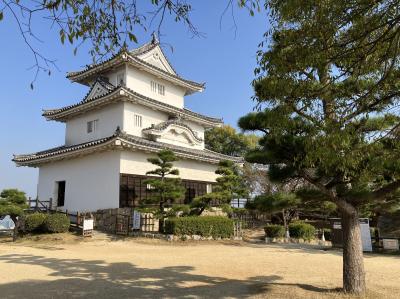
left=232, top=211, right=271, bottom=229
left=26, top=197, right=53, bottom=212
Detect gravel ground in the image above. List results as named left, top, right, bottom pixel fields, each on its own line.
left=0, top=233, right=399, bottom=299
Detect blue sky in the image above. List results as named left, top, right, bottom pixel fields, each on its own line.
left=0, top=2, right=268, bottom=197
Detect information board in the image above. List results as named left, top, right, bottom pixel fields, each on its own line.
left=132, top=210, right=141, bottom=230
left=359, top=218, right=372, bottom=252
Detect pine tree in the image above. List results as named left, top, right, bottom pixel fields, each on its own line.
left=145, top=150, right=185, bottom=217
left=191, top=160, right=249, bottom=214
left=239, top=0, right=400, bottom=294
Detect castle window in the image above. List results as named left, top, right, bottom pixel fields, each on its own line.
left=134, top=114, right=142, bottom=128
left=116, top=73, right=125, bottom=86
left=151, top=81, right=165, bottom=96
left=206, top=184, right=212, bottom=194
left=87, top=119, right=98, bottom=133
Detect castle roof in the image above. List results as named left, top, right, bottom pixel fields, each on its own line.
left=42, top=86, right=222, bottom=127
left=66, top=39, right=204, bottom=95
left=13, top=129, right=243, bottom=167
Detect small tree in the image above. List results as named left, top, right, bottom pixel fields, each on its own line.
left=191, top=160, right=249, bottom=214
left=0, top=189, right=28, bottom=241
left=145, top=150, right=185, bottom=218
left=251, top=192, right=300, bottom=236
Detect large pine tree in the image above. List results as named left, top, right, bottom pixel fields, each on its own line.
left=239, top=0, right=400, bottom=294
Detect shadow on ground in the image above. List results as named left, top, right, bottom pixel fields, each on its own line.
left=0, top=253, right=341, bottom=298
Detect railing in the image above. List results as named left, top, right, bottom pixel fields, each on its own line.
left=26, top=197, right=53, bottom=212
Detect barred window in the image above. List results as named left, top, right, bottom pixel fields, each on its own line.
left=134, top=114, right=142, bottom=127
left=151, top=80, right=165, bottom=95
left=87, top=119, right=98, bottom=133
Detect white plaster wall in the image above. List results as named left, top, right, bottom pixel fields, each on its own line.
left=37, top=151, right=121, bottom=212
left=120, top=151, right=218, bottom=182
left=65, top=102, right=124, bottom=145
left=122, top=101, right=168, bottom=137
left=126, top=65, right=185, bottom=108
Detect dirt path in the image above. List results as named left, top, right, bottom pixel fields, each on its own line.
left=0, top=234, right=399, bottom=298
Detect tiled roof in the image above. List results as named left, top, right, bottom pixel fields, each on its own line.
left=66, top=41, right=203, bottom=92
left=13, top=130, right=243, bottom=166
left=142, top=118, right=204, bottom=142
left=42, top=86, right=222, bottom=125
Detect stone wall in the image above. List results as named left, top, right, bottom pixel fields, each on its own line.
left=92, top=208, right=159, bottom=233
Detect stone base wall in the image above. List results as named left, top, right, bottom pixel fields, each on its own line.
left=92, top=208, right=159, bottom=233
left=93, top=208, right=133, bottom=233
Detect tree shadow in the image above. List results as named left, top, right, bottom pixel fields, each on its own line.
left=0, top=253, right=340, bottom=298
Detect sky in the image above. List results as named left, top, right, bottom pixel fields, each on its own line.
left=0, top=1, right=268, bottom=197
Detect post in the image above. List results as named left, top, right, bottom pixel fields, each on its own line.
left=28, top=197, right=31, bottom=209
left=35, top=197, right=39, bottom=211
left=49, top=198, right=53, bottom=211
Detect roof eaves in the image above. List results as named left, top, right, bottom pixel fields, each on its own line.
left=13, top=132, right=242, bottom=166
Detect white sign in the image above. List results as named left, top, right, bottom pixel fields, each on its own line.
left=383, top=239, right=399, bottom=250
left=359, top=218, right=372, bottom=252
left=132, top=211, right=141, bottom=230
left=83, top=219, right=94, bottom=231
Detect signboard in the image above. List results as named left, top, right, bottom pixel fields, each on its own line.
left=132, top=210, right=141, bottom=230
left=359, top=218, right=372, bottom=252
left=82, top=219, right=94, bottom=237
left=330, top=218, right=373, bottom=252
left=383, top=239, right=399, bottom=251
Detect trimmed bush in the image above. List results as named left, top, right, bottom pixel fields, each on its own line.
left=44, top=213, right=70, bottom=233
left=289, top=222, right=316, bottom=241
left=165, top=216, right=234, bottom=239
left=24, top=213, right=47, bottom=232
left=264, top=224, right=285, bottom=238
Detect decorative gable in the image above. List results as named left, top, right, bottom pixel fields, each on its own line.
left=85, top=78, right=115, bottom=102
left=135, top=45, right=177, bottom=75
left=142, top=118, right=203, bottom=148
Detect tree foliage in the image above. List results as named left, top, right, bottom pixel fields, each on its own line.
left=239, top=0, right=400, bottom=294
left=0, top=188, right=27, bottom=218
left=205, top=125, right=259, bottom=156
left=145, top=150, right=185, bottom=215
left=191, top=160, right=249, bottom=214
left=0, top=0, right=201, bottom=86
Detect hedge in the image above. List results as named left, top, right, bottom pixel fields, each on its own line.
left=164, top=216, right=234, bottom=239
left=289, top=222, right=316, bottom=241
left=44, top=213, right=70, bottom=233
left=264, top=224, right=285, bottom=238
left=24, top=213, right=47, bottom=232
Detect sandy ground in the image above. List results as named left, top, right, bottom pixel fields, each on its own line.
left=0, top=233, right=399, bottom=299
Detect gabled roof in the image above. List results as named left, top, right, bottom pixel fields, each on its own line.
left=13, top=129, right=243, bottom=167
left=42, top=86, right=222, bottom=127
left=143, top=118, right=204, bottom=144
left=83, top=77, right=116, bottom=102
left=66, top=39, right=203, bottom=95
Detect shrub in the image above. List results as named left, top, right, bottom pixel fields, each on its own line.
left=289, top=222, right=316, bottom=241
left=44, top=213, right=70, bottom=233
left=24, top=213, right=47, bottom=232
left=264, top=224, right=285, bottom=238
left=165, top=216, right=234, bottom=239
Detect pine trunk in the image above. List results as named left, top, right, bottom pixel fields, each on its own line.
left=341, top=209, right=366, bottom=294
